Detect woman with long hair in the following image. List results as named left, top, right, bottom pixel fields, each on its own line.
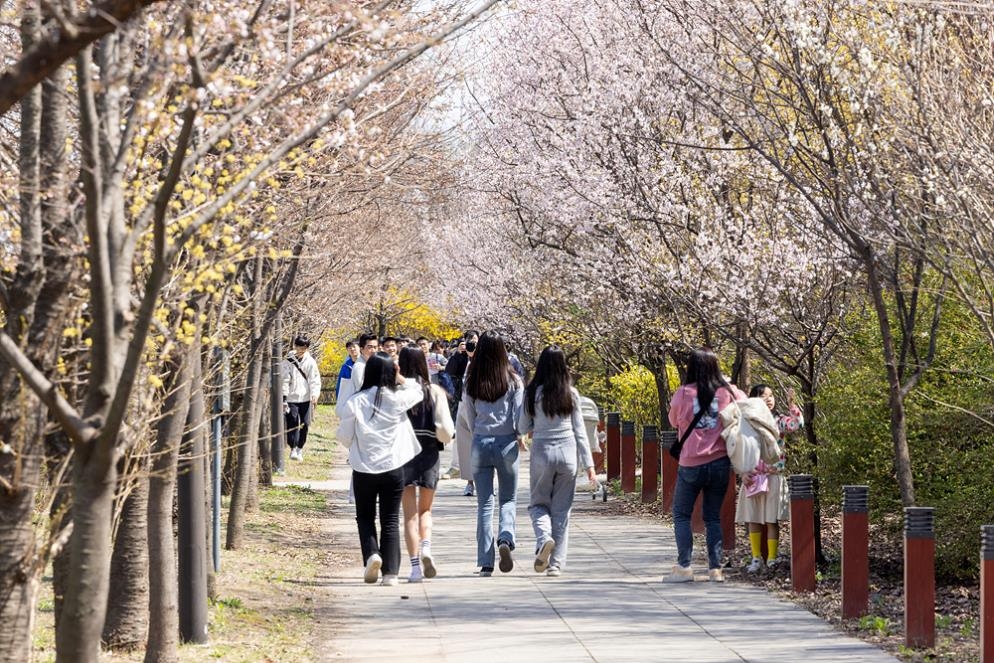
left=664, top=347, right=745, bottom=583
left=336, top=353, right=423, bottom=586
left=398, top=347, right=454, bottom=583
left=457, top=330, right=524, bottom=577
left=518, top=346, right=596, bottom=577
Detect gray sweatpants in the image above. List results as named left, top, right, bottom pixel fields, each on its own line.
left=528, top=437, right=578, bottom=570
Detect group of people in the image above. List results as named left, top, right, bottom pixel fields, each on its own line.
left=334, top=334, right=802, bottom=587
left=664, top=347, right=803, bottom=583
left=335, top=329, right=595, bottom=585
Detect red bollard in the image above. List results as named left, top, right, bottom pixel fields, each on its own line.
left=904, top=507, right=936, bottom=649
left=842, top=485, right=870, bottom=620
left=621, top=421, right=637, bottom=493
left=592, top=407, right=606, bottom=474
left=982, top=525, right=994, bottom=663
left=606, top=412, right=621, bottom=482
left=721, top=471, right=736, bottom=552
left=641, top=426, right=659, bottom=503
left=660, top=430, right=678, bottom=511
left=789, top=474, right=817, bottom=593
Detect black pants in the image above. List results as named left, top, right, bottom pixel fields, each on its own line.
left=285, top=401, right=311, bottom=449
left=353, top=467, right=405, bottom=576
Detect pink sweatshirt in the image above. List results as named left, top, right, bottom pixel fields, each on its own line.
left=668, top=383, right=746, bottom=467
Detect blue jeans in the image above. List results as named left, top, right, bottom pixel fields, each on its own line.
left=471, top=434, right=519, bottom=567
left=673, top=457, right=731, bottom=570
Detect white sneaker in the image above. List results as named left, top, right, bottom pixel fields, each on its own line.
left=363, top=554, right=382, bottom=584
left=746, top=557, right=765, bottom=573
left=546, top=566, right=561, bottom=577
left=296, top=448, right=304, bottom=461
left=381, top=574, right=399, bottom=586
left=662, top=565, right=694, bottom=583
left=289, top=448, right=299, bottom=461
left=421, top=544, right=437, bottom=579
left=709, top=568, right=725, bottom=583
left=408, top=566, right=423, bottom=583
left=534, top=539, right=555, bottom=573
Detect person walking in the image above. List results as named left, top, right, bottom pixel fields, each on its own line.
left=736, top=384, right=804, bottom=573
left=518, top=345, right=596, bottom=578
left=457, top=331, right=524, bottom=577
left=336, top=353, right=423, bottom=586
left=335, top=339, right=360, bottom=399
left=398, top=347, right=455, bottom=583
left=664, top=347, right=746, bottom=583
left=282, top=336, right=322, bottom=461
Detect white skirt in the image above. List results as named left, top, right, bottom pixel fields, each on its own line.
left=735, top=473, right=790, bottom=524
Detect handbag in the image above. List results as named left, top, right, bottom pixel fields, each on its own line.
left=669, top=403, right=708, bottom=461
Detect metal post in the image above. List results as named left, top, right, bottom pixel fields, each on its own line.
left=982, top=525, right=994, bottom=663
left=904, top=507, right=936, bottom=649
left=660, top=430, right=678, bottom=511
left=270, top=320, right=286, bottom=476
left=606, top=413, right=621, bottom=482
left=640, top=426, right=658, bottom=503
left=211, top=415, right=222, bottom=573
left=789, top=474, right=816, bottom=592
left=621, top=421, right=636, bottom=493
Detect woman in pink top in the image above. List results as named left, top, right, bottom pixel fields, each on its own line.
left=664, top=347, right=745, bottom=583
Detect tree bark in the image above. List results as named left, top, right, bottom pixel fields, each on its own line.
left=102, top=463, right=149, bottom=651
left=226, top=344, right=264, bottom=548
left=145, top=354, right=194, bottom=663
left=55, top=457, right=118, bottom=663
left=178, top=325, right=209, bottom=644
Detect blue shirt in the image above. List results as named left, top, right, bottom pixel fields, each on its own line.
left=335, top=357, right=355, bottom=398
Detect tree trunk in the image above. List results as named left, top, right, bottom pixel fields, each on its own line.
left=255, top=336, right=273, bottom=493
left=178, top=329, right=209, bottom=644
left=225, top=344, right=265, bottom=549
left=55, top=456, right=118, bottom=663
left=865, top=260, right=916, bottom=506
left=145, top=355, right=194, bottom=663
left=0, top=10, right=43, bottom=662
left=102, top=464, right=149, bottom=651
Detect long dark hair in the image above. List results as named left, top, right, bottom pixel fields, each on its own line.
left=398, top=346, right=431, bottom=414
left=684, top=347, right=732, bottom=412
left=526, top=345, right=575, bottom=418
left=359, top=353, right=396, bottom=419
left=465, top=330, right=517, bottom=402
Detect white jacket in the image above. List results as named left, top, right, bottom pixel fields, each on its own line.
left=718, top=397, right=780, bottom=474
left=282, top=352, right=321, bottom=403
left=336, top=381, right=422, bottom=474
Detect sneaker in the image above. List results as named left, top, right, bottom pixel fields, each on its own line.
left=546, top=566, right=561, bottom=577
left=498, top=541, right=514, bottom=573
left=363, top=554, right=382, bottom=584
left=421, top=545, right=437, bottom=579
left=534, top=539, right=555, bottom=573
left=442, top=467, right=460, bottom=480
left=463, top=482, right=475, bottom=497
left=746, top=557, right=765, bottom=574
left=408, top=566, right=423, bottom=583
left=479, top=566, right=494, bottom=577
left=709, top=568, right=725, bottom=583
left=381, top=574, right=399, bottom=586
left=296, top=448, right=304, bottom=461
left=766, top=557, right=782, bottom=571
left=662, top=565, right=694, bottom=583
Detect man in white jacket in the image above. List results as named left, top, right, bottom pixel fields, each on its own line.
left=282, top=336, right=322, bottom=460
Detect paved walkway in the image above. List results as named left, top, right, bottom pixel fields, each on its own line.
left=281, top=450, right=898, bottom=663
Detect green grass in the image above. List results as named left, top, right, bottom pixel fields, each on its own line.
left=279, top=404, right=339, bottom=482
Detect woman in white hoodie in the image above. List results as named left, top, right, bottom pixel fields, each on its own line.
left=337, top=353, right=423, bottom=586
